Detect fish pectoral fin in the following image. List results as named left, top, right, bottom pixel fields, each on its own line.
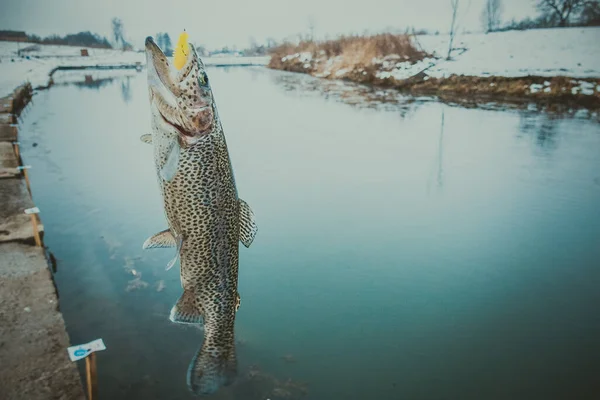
left=142, top=229, right=176, bottom=249
left=170, top=289, right=203, bottom=324
left=239, top=199, right=258, bottom=248
left=160, top=140, right=180, bottom=182
left=140, top=134, right=152, bottom=144
left=165, top=235, right=183, bottom=271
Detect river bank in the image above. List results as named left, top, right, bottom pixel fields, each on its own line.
left=0, top=41, right=270, bottom=97
left=268, top=27, right=600, bottom=110
left=0, top=83, right=85, bottom=400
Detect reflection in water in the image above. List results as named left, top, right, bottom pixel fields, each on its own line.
left=437, top=110, right=445, bottom=189
left=49, top=69, right=141, bottom=92
left=517, top=111, right=561, bottom=150
left=427, top=108, right=446, bottom=194
left=75, top=76, right=115, bottom=90
left=121, top=76, right=132, bottom=103
left=268, top=69, right=425, bottom=119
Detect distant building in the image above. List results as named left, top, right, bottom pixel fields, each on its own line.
left=0, top=30, right=28, bottom=42
left=209, top=50, right=242, bottom=58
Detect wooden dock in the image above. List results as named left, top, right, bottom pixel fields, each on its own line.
left=0, top=83, right=85, bottom=400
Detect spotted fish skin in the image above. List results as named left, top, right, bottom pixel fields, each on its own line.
left=144, top=36, right=256, bottom=396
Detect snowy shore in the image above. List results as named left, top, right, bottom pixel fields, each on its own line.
left=0, top=41, right=269, bottom=97
left=269, top=27, right=600, bottom=108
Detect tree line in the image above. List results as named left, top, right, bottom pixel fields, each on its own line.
left=482, top=0, right=600, bottom=33
left=26, top=31, right=112, bottom=48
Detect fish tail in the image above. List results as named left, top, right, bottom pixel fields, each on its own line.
left=187, top=337, right=237, bottom=395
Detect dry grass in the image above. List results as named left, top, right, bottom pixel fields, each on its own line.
left=268, top=33, right=429, bottom=74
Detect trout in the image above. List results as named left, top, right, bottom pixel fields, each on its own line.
left=142, top=36, right=257, bottom=395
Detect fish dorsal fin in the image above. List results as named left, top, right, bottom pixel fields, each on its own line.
left=142, top=229, right=176, bottom=249
left=140, top=134, right=152, bottom=144
left=239, top=199, right=257, bottom=248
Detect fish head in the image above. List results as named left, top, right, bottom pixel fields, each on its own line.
left=145, top=36, right=215, bottom=146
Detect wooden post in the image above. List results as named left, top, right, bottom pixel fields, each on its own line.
left=29, top=214, right=42, bottom=247
left=22, top=167, right=31, bottom=195
left=85, top=352, right=98, bottom=400
left=12, top=142, right=20, bottom=161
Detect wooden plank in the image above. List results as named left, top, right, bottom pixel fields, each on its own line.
left=0, top=142, right=19, bottom=178
left=0, top=178, right=43, bottom=243
left=0, top=113, right=15, bottom=125
left=0, top=124, right=18, bottom=142
left=0, top=96, right=12, bottom=113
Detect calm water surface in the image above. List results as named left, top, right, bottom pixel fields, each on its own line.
left=18, top=68, right=600, bottom=400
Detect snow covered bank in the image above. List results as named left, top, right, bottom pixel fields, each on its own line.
left=417, top=27, right=600, bottom=79
left=0, top=41, right=144, bottom=97
left=269, top=27, right=600, bottom=108
left=0, top=41, right=270, bottom=98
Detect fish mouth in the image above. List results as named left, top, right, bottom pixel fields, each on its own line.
left=145, top=36, right=180, bottom=96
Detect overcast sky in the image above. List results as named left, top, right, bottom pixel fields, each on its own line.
left=1, top=0, right=537, bottom=49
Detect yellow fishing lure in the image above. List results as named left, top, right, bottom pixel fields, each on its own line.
left=174, top=31, right=189, bottom=70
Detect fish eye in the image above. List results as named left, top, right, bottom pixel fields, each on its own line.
left=199, top=72, right=209, bottom=86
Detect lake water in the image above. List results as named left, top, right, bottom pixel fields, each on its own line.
left=18, top=67, right=600, bottom=400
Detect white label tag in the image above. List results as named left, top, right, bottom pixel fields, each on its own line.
left=17, top=165, right=32, bottom=170
left=67, top=339, right=106, bottom=362
left=24, top=207, right=40, bottom=215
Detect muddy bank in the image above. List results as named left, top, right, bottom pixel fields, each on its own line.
left=269, top=57, right=600, bottom=110
left=0, top=83, right=85, bottom=400
left=267, top=29, right=600, bottom=111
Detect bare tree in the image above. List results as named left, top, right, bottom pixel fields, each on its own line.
left=447, top=0, right=460, bottom=60
left=536, top=0, right=588, bottom=27
left=481, top=0, right=503, bottom=32
left=111, top=17, right=125, bottom=49
left=579, top=0, right=600, bottom=25
left=155, top=32, right=164, bottom=49
left=162, top=33, right=173, bottom=55
left=307, top=15, right=316, bottom=41
left=195, top=44, right=207, bottom=57
left=266, top=37, right=277, bottom=49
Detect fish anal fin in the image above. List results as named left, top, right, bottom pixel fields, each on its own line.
left=239, top=199, right=257, bottom=248
left=170, top=289, right=203, bottom=324
left=142, top=229, right=176, bottom=249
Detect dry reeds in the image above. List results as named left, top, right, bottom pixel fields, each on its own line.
left=268, top=33, right=430, bottom=74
